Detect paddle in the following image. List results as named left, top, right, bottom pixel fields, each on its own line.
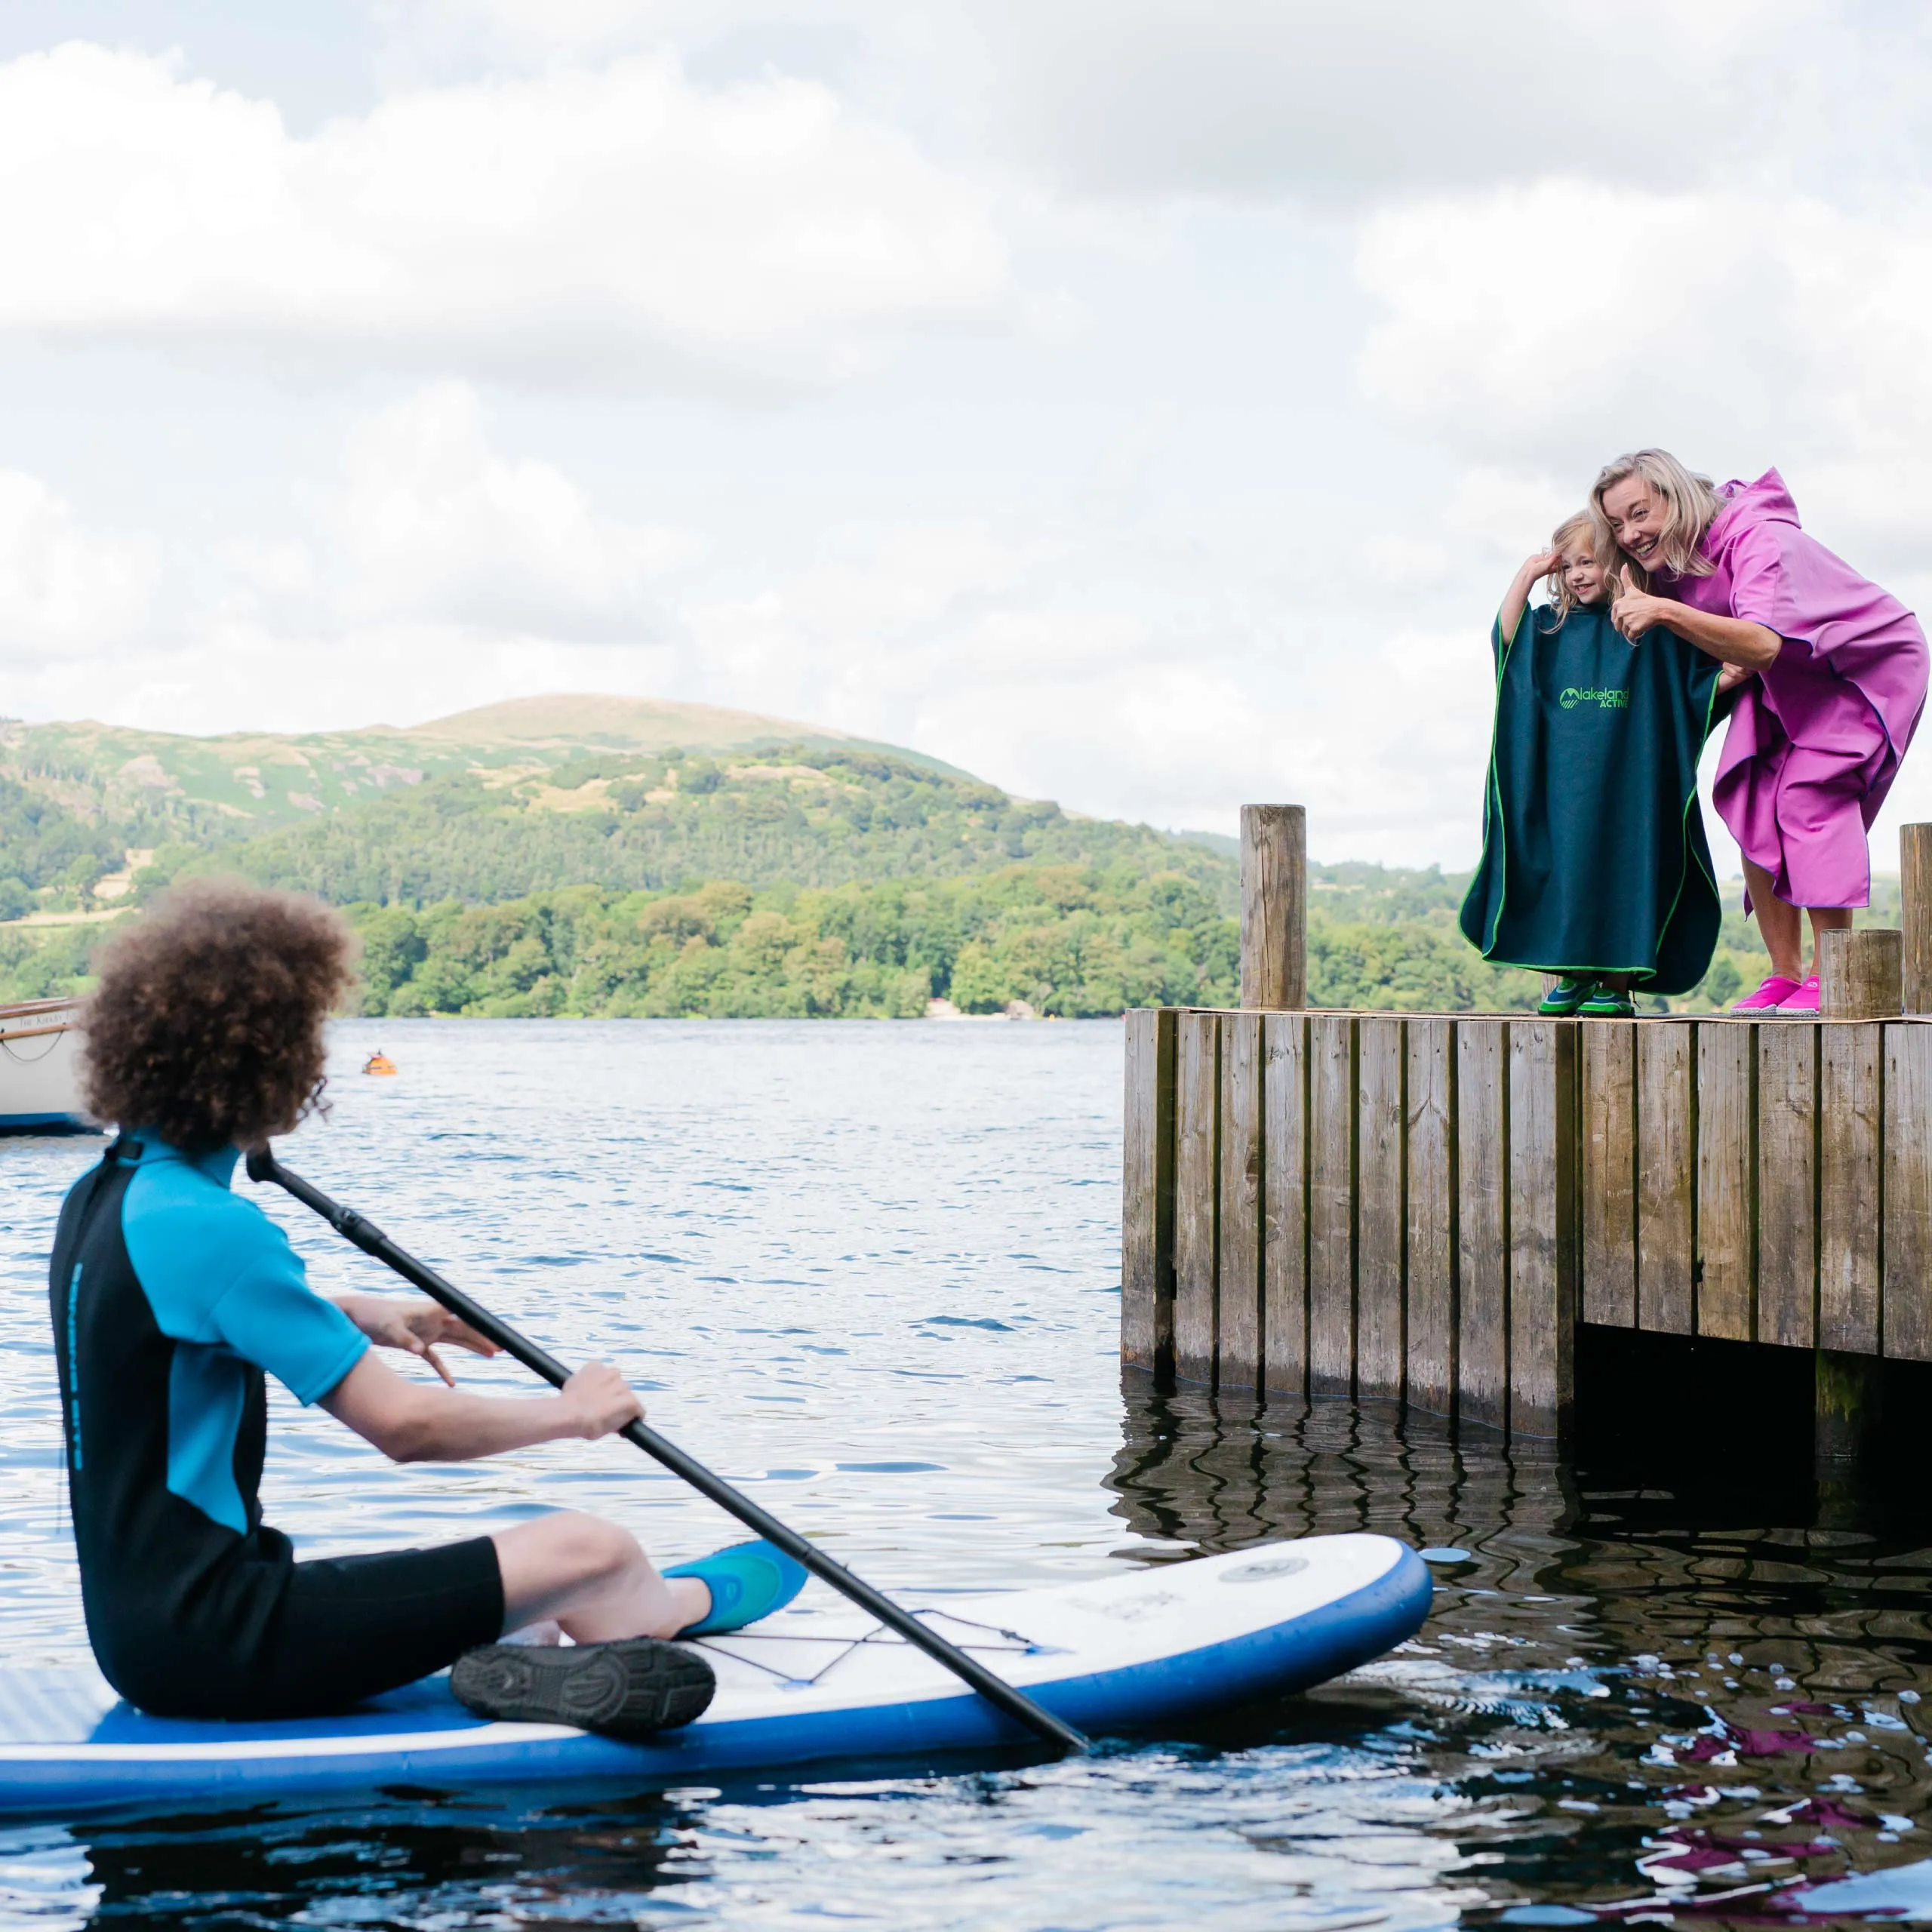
left=247, top=1146, right=1089, bottom=1756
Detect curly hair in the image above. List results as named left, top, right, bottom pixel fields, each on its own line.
left=81, top=881, right=358, bottom=1153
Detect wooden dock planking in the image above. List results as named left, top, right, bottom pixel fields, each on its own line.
left=1120, top=1006, right=1176, bottom=1376
left=1820, top=1023, right=1881, bottom=1355
left=1636, top=1022, right=1696, bottom=1335
left=1758, top=1023, right=1817, bottom=1349
left=1217, top=1012, right=1265, bottom=1388
left=1885, top=1023, right=1932, bottom=1361
left=1174, top=1011, right=1221, bottom=1383
left=1697, top=1021, right=1755, bottom=1343
left=1580, top=1022, right=1637, bottom=1327
left=1308, top=1013, right=1358, bottom=1395
left=1355, top=1015, right=1406, bottom=1402
left=1508, top=1020, right=1577, bottom=1436
left=1405, top=1018, right=1456, bottom=1417
left=1456, top=1020, right=1509, bottom=1432
left=1261, top=1013, right=1309, bottom=1395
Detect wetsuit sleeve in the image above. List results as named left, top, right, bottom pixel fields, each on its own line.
left=208, top=1214, right=370, bottom=1404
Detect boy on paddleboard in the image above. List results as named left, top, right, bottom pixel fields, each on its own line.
left=50, top=882, right=804, bottom=1737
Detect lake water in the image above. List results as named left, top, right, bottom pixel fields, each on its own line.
left=5, top=1019, right=1932, bottom=1929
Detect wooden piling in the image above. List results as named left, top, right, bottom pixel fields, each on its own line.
left=1636, top=1023, right=1696, bottom=1334
left=1507, top=1020, right=1577, bottom=1437
left=1217, top=1012, right=1265, bottom=1388
left=1239, top=805, right=1307, bottom=1011
left=1885, top=1023, right=1932, bottom=1361
left=1903, top=823, right=1932, bottom=1014
left=1174, top=1011, right=1222, bottom=1383
left=1261, top=1013, right=1309, bottom=1395
left=1404, top=1018, right=1456, bottom=1416
left=1819, top=1024, right=1881, bottom=1355
left=1820, top=928, right=1903, bottom=1020
left=1121, top=1007, right=1176, bottom=1377
left=1580, top=1023, right=1637, bottom=1327
left=1757, top=1022, right=1817, bottom=1349
left=1697, top=1021, right=1755, bottom=1342
left=1456, top=1020, right=1509, bottom=1430
left=1356, top=1016, right=1405, bottom=1402
left=1308, top=1014, right=1357, bottom=1395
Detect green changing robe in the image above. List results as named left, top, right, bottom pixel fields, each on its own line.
left=1458, top=601, right=1723, bottom=995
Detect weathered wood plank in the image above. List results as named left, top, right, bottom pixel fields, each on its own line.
left=1174, top=1011, right=1220, bottom=1383
left=1885, top=1023, right=1932, bottom=1361
left=1757, top=1022, right=1817, bottom=1349
left=1820, top=928, right=1903, bottom=1020
left=1820, top=1023, right=1881, bottom=1355
left=1405, top=1018, right=1456, bottom=1417
left=1580, top=1021, right=1636, bottom=1327
left=1356, top=1016, right=1406, bottom=1402
left=1262, top=1012, right=1309, bottom=1395
left=1697, top=1020, right=1755, bottom=1343
left=1636, top=1021, right=1696, bottom=1334
left=1121, top=1007, right=1177, bottom=1375
left=1456, top=1019, right=1509, bottom=1430
left=1904, top=824, right=1932, bottom=1014
left=1308, top=1012, right=1358, bottom=1395
left=1217, top=1011, right=1265, bottom=1389
left=1240, top=805, right=1307, bottom=1011
left=1509, top=1019, right=1577, bottom=1438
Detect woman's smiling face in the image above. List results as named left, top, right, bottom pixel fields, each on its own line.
left=1601, top=476, right=1667, bottom=571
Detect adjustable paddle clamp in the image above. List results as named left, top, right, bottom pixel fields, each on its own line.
left=246, top=1146, right=1090, bottom=1757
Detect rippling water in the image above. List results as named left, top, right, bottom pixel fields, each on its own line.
left=6, top=1020, right=1932, bottom=1930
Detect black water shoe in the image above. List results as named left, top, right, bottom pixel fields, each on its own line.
left=451, top=1638, right=715, bottom=1738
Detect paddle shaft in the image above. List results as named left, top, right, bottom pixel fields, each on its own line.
left=246, top=1149, right=1088, bottom=1755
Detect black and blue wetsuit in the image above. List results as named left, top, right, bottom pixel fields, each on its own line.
left=51, top=1135, right=503, bottom=1719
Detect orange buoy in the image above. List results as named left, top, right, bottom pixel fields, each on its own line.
left=362, top=1051, right=398, bottom=1076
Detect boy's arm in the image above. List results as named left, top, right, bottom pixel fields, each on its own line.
left=330, top=1291, right=500, bottom=1387
left=318, top=1350, right=645, bottom=1463
left=1499, top=550, right=1557, bottom=647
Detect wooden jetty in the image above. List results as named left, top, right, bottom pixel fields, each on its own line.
left=1121, top=808, right=1932, bottom=1443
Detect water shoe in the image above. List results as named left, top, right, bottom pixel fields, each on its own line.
left=1731, top=974, right=1801, bottom=1013
left=1778, top=974, right=1823, bottom=1014
left=666, top=1539, right=810, bottom=1636
left=451, top=1637, right=715, bottom=1738
left=1577, top=989, right=1636, bottom=1019
left=1537, top=975, right=1595, bottom=1017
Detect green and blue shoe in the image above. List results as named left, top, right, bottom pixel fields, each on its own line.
left=1538, top=975, right=1595, bottom=1017
left=666, top=1540, right=809, bottom=1636
left=1577, top=987, right=1636, bottom=1019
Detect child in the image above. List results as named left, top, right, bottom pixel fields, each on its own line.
left=51, top=881, right=807, bottom=1734
left=1459, top=513, right=1724, bottom=1017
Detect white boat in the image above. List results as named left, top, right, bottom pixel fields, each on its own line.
left=0, top=998, right=88, bottom=1132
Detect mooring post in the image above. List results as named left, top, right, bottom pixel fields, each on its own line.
left=1903, top=823, right=1932, bottom=1014
left=1819, top=928, right=1903, bottom=1019
left=1239, top=804, right=1307, bottom=1011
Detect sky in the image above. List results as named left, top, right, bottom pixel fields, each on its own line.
left=2, top=2, right=1930, bottom=869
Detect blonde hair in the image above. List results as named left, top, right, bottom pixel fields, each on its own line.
left=1546, top=511, right=1623, bottom=620
left=1589, top=448, right=1726, bottom=581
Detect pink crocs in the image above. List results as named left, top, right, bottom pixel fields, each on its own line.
left=1778, top=974, right=1822, bottom=1014
left=1730, top=974, right=1801, bottom=1012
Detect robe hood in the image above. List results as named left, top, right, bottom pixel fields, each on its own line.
left=1712, top=468, right=1801, bottom=537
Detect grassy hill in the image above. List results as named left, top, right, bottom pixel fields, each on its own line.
left=0, top=692, right=1810, bottom=1017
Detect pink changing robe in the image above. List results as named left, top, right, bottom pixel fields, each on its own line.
left=1658, top=469, right=1929, bottom=909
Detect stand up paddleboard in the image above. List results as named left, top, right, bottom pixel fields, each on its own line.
left=0, top=1535, right=1429, bottom=1816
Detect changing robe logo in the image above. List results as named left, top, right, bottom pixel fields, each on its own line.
left=1560, top=687, right=1629, bottom=711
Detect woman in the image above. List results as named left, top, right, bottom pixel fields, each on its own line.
left=53, top=881, right=804, bottom=1733
left=1592, top=451, right=1928, bottom=1013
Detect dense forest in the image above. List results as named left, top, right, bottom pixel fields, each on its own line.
left=0, top=720, right=1818, bottom=1017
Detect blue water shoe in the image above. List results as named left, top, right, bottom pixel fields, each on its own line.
left=666, top=1540, right=809, bottom=1636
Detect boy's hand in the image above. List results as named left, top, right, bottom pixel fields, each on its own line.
left=560, top=1361, right=645, bottom=1439
left=333, top=1294, right=500, bottom=1387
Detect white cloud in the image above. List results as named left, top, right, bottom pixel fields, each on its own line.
left=0, top=471, right=158, bottom=662
left=0, top=41, right=1008, bottom=380
left=334, top=382, right=692, bottom=637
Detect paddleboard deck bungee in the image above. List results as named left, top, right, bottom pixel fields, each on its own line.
left=0, top=1535, right=1430, bottom=1816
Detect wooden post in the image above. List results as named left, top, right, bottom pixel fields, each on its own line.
left=1239, top=805, right=1307, bottom=1011
left=1356, top=1016, right=1405, bottom=1402
left=1508, top=1020, right=1577, bottom=1438
left=1903, top=823, right=1932, bottom=1014
left=1261, top=1013, right=1309, bottom=1395
left=1820, top=928, right=1903, bottom=1020
left=1217, top=1012, right=1265, bottom=1388
left=1174, top=1012, right=1221, bottom=1383
left=1405, top=1018, right=1456, bottom=1417
left=1121, top=1008, right=1177, bottom=1379
left=1456, top=1019, right=1509, bottom=1430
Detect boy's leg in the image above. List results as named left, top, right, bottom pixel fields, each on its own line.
left=492, top=1512, right=711, bottom=1643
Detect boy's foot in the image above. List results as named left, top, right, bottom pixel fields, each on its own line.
left=1577, top=988, right=1637, bottom=1019
left=1778, top=974, right=1823, bottom=1014
left=451, top=1637, right=715, bottom=1738
left=1731, top=974, right=1801, bottom=1013
left=1538, top=975, right=1595, bottom=1017
left=665, top=1540, right=810, bottom=1636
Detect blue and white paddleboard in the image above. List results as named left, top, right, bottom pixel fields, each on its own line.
left=0, top=1535, right=1429, bottom=1815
